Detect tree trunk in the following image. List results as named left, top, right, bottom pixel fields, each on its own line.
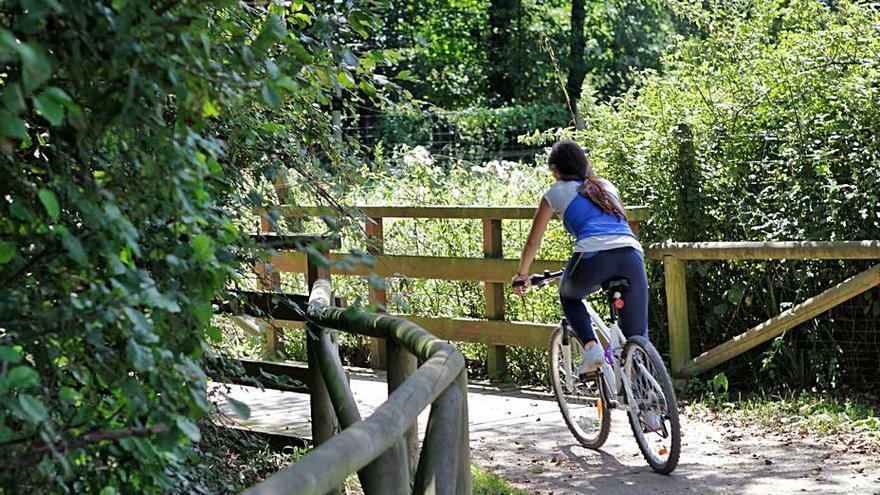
left=488, top=0, right=519, bottom=104
left=566, top=0, right=587, bottom=128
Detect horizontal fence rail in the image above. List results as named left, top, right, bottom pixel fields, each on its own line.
left=241, top=279, right=471, bottom=495
left=277, top=204, right=649, bottom=222
left=648, top=240, right=880, bottom=260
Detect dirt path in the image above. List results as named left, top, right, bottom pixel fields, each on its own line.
left=214, top=374, right=880, bottom=494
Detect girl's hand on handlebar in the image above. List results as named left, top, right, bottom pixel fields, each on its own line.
left=511, top=273, right=530, bottom=296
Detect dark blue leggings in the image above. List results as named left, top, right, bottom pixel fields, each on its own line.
left=559, top=247, right=649, bottom=344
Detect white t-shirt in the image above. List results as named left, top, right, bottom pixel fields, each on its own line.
left=542, top=179, right=642, bottom=254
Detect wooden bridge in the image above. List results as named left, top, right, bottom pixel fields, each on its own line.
left=223, top=205, right=879, bottom=494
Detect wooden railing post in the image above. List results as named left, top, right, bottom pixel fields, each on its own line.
left=664, top=256, right=690, bottom=379
left=366, top=216, right=388, bottom=369
left=306, top=256, right=339, bottom=481
left=456, top=367, right=472, bottom=495
left=256, top=214, right=282, bottom=357
left=483, top=219, right=507, bottom=381
left=387, top=339, right=418, bottom=479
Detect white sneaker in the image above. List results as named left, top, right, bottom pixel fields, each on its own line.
left=577, top=344, right=606, bottom=377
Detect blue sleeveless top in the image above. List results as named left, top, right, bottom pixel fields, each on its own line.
left=542, top=179, right=641, bottom=253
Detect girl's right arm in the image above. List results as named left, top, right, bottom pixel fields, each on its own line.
left=513, top=198, right=553, bottom=294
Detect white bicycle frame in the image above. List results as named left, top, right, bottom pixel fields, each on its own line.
left=561, top=299, right=666, bottom=415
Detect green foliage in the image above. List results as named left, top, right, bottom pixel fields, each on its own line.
left=376, top=0, right=680, bottom=108
left=471, top=464, right=527, bottom=495
left=690, top=390, right=880, bottom=442
left=172, top=422, right=306, bottom=494
left=370, top=103, right=568, bottom=163
left=524, top=0, right=880, bottom=390
left=0, top=0, right=389, bottom=491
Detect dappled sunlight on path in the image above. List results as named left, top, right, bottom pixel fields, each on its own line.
left=212, top=373, right=880, bottom=495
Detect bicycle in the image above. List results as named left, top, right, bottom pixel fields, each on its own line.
left=514, top=270, right=681, bottom=474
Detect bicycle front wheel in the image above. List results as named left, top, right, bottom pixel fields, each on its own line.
left=548, top=325, right=610, bottom=449
left=624, top=335, right=681, bottom=474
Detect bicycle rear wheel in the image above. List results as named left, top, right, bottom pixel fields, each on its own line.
left=623, top=335, right=681, bottom=474
left=549, top=325, right=610, bottom=449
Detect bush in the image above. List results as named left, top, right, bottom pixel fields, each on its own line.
left=527, top=0, right=880, bottom=390
left=0, top=1, right=387, bottom=491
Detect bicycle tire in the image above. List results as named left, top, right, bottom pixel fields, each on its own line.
left=623, top=335, right=681, bottom=474
left=548, top=325, right=611, bottom=449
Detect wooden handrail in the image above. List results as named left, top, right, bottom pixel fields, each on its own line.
left=647, top=240, right=880, bottom=260
left=243, top=281, right=471, bottom=495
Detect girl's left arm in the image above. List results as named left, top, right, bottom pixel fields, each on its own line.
left=513, top=198, right=553, bottom=294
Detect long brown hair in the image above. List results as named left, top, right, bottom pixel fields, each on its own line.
left=548, top=140, right=627, bottom=220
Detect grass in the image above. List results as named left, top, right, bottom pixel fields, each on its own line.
left=732, top=392, right=880, bottom=439
left=472, top=465, right=527, bottom=495
left=687, top=373, right=880, bottom=442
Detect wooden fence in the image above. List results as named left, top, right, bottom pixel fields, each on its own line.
left=260, top=205, right=647, bottom=379
left=257, top=207, right=879, bottom=379
left=656, top=241, right=880, bottom=377
left=231, top=238, right=471, bottom=494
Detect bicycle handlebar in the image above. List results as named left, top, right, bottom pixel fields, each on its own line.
left=512, top=269, right=564, bottom=290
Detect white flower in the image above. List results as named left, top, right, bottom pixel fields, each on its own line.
left=402, top=145, right=435, bottom=168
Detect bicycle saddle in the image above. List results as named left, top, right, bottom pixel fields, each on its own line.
left=601, top=277, right=629, bottom=293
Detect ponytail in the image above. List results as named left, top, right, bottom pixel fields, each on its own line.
left=548, top=140, right=627, bottom=220
left=579, top=176, right=627, bottom=220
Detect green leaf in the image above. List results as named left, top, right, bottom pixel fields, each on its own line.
left=15, top=41, right=52, bottom=92
left=37, top=188, right=59, bottom=220
left=0, top=83, right=25, bottom=113
left=59, top=386, right=80, bottom=403
left=33, top=91, right=64, bottom=126
left=123, top=307, right=158, bottom=344
left=0, top=241, right=15, bottom=264
left=0, top=110, right=28, bottom=140
left=191, top=234, right=213, bottom=263
left=336, top=71, right=354, bottom=88
left=126, top=339, right=154, bottom=372
left=7, top=365, right=40, bottom=388
left=176, top=416, right=201, bottom=442
left=140, top=286, right=181, bottom=313
left=61, top=233, right=87, bottom=265
left=202, top=99, right=220, bottom=118
left=191, top=302, right=213, bottom=325
left=100, top=487, right=116, bottom=495
left=0, top=346, right=22, bottom=363
left=260, top=83, right=281, bottom=108
left=206, top=325, right=222, bottom=343
left=18, top=394, right=48, bottom=423
left=227, top=397, right=251, bottom=420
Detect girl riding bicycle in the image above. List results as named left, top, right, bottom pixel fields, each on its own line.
left=512, top=140, right=648, bottom=377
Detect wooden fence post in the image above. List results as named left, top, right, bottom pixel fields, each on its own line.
left=664, top=256, right=690, bottom=379
left=306, top=255, right=340, bottom=472
left=387, top=339, right=419, bottom=479
left=256, top=214, right=282, bottom=357
left=483, top=219, right=507, bottom=381
left=366, top=217, right=388, bottom=369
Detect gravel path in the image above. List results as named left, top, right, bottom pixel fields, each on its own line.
left=214, top=374, right=880, bottom=495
